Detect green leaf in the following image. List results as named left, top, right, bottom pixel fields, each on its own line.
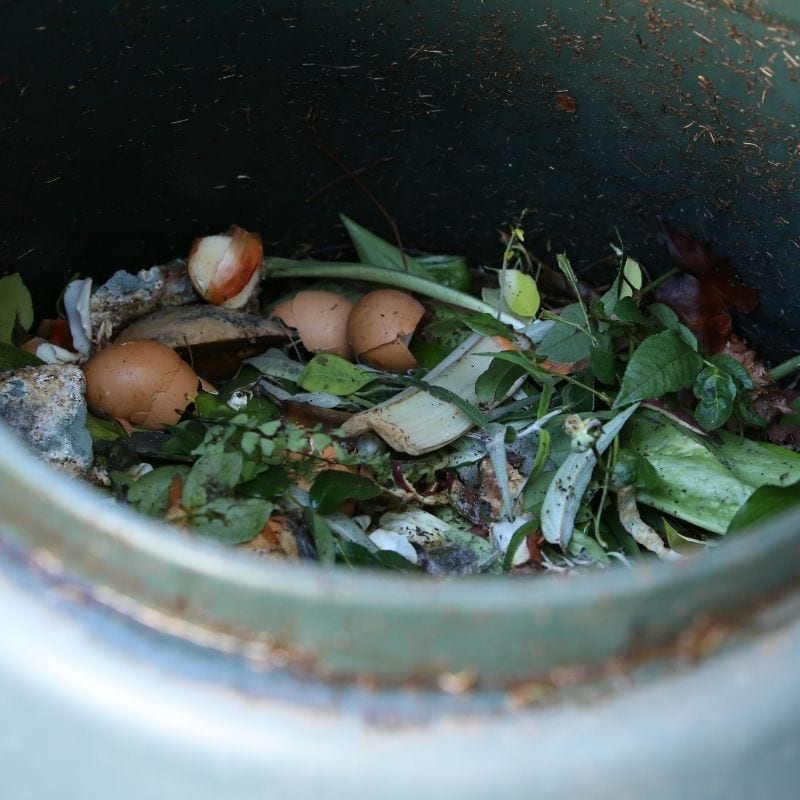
left=614, top=331, right=703, bottom=407
left=309, top=469, right=382, bottom=515
left=85, top=413, right=125, bottom=443
left=127, top=465, right=189, bottom=517
left=417, top=254, right=472, bottom=292
left=501, top=269, right=540, bottom=317
left=182, top=451, right=243, bottom=508
left=0, top=274, right=34, bottom=344
left=610, top=448, right=660, bottom=491
left=0, top=341, right=44, bottom=370
left=647, top=303, right=698, bottom=351
left=245, top=350, right=306, bottom=382
left=620, top=257, right=643, bottom=299
left=537, top=304, right=593, bottom=364
left=306, top=510, right=337, bottom=564
left=336, top=540, right=417, bottom=570
left=190, top=498, right=273, bottom=544
left=502, top=519, right=539, bottom=571
left=590, top=332, right=617, bottom=384
left=541, top=403, right=640, bottom=547
left=692, top=366, right=737, bottom=430
left=298, top=353, right=374, bottom=396
left=340, top=214, right=433, bottom=279
left=475, top=357, right=527, bottom=405
left=727, top=485, right=800, bottom=533
left=460, top=312, right=515, bottom=338
left=709, top=353, right=753, bottom=391
left=237, top=465, right=292, bottom=499
left=734, top=396, right=767, bottom=428
left=628, top=410, right=800, bottom=534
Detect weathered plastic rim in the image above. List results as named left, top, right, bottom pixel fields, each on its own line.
left=1, top=423, right=798, bottom=685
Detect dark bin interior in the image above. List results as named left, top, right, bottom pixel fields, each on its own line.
left=2, top=0, right=798, bottom=360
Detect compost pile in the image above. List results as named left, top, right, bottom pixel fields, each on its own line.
left=1, top=216, right=799, bottom=576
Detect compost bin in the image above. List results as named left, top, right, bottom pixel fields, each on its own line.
left=1, top=1, right=799, bottom=798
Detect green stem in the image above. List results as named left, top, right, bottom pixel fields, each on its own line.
left=769, top=353, right=800, bottom=382
left=640, top=268, right=679, bottom=297
left=265, top=257, right=525, bottom=329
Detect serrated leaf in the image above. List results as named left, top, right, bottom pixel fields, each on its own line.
left=648, top=302, right=699, bottom=351
left=341, top=214, right=433, bottom=279
left=310, top=469, right=382, bottom=515
left=501, top=269, right=540, bottom=317
left=537, top=304, right=593, bottom=364
left=614, top=331, right=703, bottom=407
left=692, top=366, right=736, bottom=430
left=0, top=274, right=34, bottom=344
left=298, top=353, right=374, bottom=396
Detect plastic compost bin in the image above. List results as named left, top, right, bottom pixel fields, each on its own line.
left=1, top=1, right=799, bottom=798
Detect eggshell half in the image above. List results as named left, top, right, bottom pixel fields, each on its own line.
left=272, top=290, right=354, bottom=360
left=83, top=339, right=202, bottom=430
left=346, top=289, right=424, bottom=372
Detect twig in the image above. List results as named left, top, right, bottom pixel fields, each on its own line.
left=305, top=157, right=396, bottom=203
left=307, top=107, right=408, bottom=271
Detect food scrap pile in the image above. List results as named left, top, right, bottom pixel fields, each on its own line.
left=1, top=215, right=799, bottom=576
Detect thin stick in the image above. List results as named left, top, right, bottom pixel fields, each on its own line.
left=307, top=107, right=408, bottom=271
left=305, top=157, right=396, bottom=203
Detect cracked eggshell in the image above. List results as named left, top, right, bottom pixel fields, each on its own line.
left=271, top=290, right=354, bottom=360
left=346, top=289, right=424, bottom=372
left=83, top=339, right=204, bottom=430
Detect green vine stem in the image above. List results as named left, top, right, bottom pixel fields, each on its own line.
left=264, top=257, right=525, bottom=329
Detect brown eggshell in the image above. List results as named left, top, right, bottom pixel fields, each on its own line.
left=346, top=289, right=424, bottom=372
left=83, top=340, right=202, bottom=430
left=359, top=341, right=418, bottom=373
left=272, top=290, right=354, bottom=360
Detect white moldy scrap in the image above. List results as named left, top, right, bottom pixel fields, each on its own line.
left=0, top=365, right=93, bottom=476
left=90, top=259, right=197, bottom=345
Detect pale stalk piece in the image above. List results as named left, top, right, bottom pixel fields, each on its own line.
left=616, top=485, right=681, bottom=561
left=341, top=334, right=525, bottom=455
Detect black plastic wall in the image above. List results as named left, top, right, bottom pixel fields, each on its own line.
left=1, top=1, right=798, bottom=359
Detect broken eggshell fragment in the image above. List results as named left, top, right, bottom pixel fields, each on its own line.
left=187, top=225, right=263, bottom=308
left=346, top=289, right=424, bottom=372
left=271, top=290, right=354, bottom=360
left=115, top=304, right=287, bottom=380
left=83, top=339, right=207, bottom=430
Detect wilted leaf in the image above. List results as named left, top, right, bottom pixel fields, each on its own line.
left=654, top=219, right=758, bottom=353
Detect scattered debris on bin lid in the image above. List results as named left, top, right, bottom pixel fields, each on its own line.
left=0, top=213, right=799, bottom=577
